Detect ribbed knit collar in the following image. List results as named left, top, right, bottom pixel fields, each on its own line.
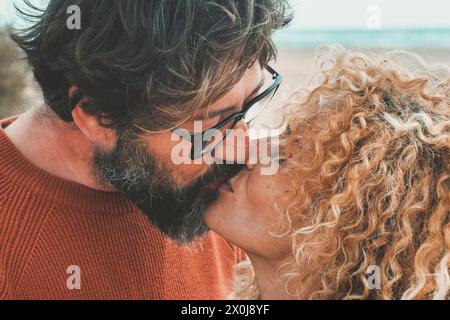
left=0, top=116, right=135, bottom=214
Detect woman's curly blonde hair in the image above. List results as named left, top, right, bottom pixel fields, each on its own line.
left=234, top=46, right=450, bottom=300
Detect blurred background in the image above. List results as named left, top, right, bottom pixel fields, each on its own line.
left=0, top=0, right=449, bottom=118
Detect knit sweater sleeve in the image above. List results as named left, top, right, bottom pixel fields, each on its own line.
left=0, top=179, right=55, bottom=300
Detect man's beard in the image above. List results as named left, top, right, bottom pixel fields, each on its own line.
left=93, top=128, right=244, bottom=245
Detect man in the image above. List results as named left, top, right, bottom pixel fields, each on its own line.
left=0, top=0, right=291, bottom=299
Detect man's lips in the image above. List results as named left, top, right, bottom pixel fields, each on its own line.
left=199, top=164, right=244, bottom=195
left=202, top=176, right=235, bottom=194
left=219, top=180, right=235, bottom=193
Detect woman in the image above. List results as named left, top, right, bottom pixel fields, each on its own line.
left=205, top=46, right=450, bottom=300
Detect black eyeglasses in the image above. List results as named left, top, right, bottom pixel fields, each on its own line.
left=173, top=65, right=282, bottom=160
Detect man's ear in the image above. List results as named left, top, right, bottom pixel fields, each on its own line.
left=71, top=106, right=115, bottom=147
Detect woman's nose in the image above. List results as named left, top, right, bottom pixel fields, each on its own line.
left=213, top=120, right=253, bottom=168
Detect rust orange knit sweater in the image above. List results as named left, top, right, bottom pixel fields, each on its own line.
left=0, top=116, right=244, bottom=300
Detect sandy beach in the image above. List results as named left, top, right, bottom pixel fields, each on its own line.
left=241, top=46, right=450, bottom=129
left=275, top=47, right=450, bottom=90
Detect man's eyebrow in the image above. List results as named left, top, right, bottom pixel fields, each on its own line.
left=196, top=74, right=266, bottom=120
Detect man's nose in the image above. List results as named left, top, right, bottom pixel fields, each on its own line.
left=213, top=120, right=253, bottom=168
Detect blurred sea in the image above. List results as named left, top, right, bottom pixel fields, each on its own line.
left=273, top=28, right=450, bottom=48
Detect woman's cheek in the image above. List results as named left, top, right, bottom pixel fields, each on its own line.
left=239, top=205, right=288, bottom=257
left=251, top=179, right=293, bottom=255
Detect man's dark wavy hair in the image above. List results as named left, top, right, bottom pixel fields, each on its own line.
left=10, top=0, right=292, bottom=131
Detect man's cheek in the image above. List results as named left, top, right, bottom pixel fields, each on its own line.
left=146, top=133, right=209, bottom=186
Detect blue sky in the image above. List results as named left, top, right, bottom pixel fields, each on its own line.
left=289, top=0, right=450, bottom=29
left=1, top=0, right=450, bottom=29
